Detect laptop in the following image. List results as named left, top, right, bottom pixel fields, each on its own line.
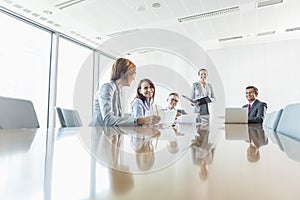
left=225, top=108, right=248, bottom=124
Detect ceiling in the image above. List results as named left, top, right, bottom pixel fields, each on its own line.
left=1, top=0, right=300, bottom=51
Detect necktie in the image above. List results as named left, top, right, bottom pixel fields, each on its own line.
left=248, top=104, right=251, bottom=112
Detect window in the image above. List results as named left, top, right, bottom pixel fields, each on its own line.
left=56, top=38, right=94, bottom=126
left=0, top=12, right=51, bottom=127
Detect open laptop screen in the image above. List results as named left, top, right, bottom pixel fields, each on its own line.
left=225, top=108, right=248, bottom=124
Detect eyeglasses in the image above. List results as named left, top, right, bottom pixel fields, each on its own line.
left=170, top=98, right=178, bottom=103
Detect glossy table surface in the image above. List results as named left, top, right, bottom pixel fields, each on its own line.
left=1, top=122, right=300, bottom=200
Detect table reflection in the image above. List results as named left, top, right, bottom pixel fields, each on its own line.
left=225, top=124, right=269, bottom=162
left=191, top=125, right=216, bottom=180
left=79, top=124, right=222, bottom=174
left=247, top=125, right=268, bottom=162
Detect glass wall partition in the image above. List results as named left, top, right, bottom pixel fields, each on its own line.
left=0, top=11, right=52, bottom=128
left=56, top=37, right=94, bottom=127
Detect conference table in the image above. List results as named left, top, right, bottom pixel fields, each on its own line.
left=1, top=122, right=300, bottom=200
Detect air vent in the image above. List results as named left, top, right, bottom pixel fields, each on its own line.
left=257, top=0, right=283, bottom=8
left=13, top=4, right=22, bottom=9
left=136, top=49, right=155, bottom=54
left=178, top=6, right=239, bottom=23
left=40, top=17, right=48, bottom=21
left=107, top=28, right=140, bottom=38
left=55, top=0, right=87, bottom=10
left=218, top=35, right=243, bottom=42
left=23, top=9, right=32, bottom=13
left=3, top=0, right=13, bottom=4
left=47, top=20, right=55, bottom=24
left=257, top=30, right=275, bottom=36
left=32, top=13, right=40, bottom=17
left=285, top=27, right=300, bottom=32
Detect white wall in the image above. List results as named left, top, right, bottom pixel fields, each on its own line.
left=207, top=39, right=300, bottom=112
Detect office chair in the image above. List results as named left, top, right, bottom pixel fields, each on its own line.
left=55, top=107, right=82, bottom=127
left=0, top=96, right=40, bottom=129
left=263, top=109, right=283, bottom=131
left=276, top=103, right=300, bottom=140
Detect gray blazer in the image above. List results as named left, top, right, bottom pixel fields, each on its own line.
left=243, top=99, right=267, bottom=124
left=91, top=81, right=135, bottom=126
left=191, top=81, right=215, bottom=114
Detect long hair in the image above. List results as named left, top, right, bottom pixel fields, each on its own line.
left=132, top=79, right=155, bottom=106
left=110, top=58, right=136, bottom=81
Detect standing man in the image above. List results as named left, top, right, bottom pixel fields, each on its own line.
left=243, top=86, right=267, bottom=124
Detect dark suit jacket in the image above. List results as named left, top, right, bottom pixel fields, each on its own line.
left=248, top=124, right=268, bottom=148
left=243, top=99, right=267, bottom=124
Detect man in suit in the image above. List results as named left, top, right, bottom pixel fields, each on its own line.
left=243, top=86, right=267, bottom=124
left=247, top=124, right=268, bottom=162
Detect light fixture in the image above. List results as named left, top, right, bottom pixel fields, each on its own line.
left=178, top=6, right=239, bottom=23
left=218, top=35, right=243, bottom=42
left=152, top=3, right=161, bottom=8
left=43, top=10, right=53, bottom=15
left=257, top=0, right=283, bottom=8
left=257, top=30, right=275, bottom=36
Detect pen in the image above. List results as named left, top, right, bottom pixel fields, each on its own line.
left=155, top=104, right=159, bottom=116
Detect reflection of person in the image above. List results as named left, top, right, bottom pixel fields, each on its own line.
left=101, top=127, right=134, bottom=195
left=92, top=58, right=160, bottom=126
left=247, top=124, right=268, bottom=162
left=131, top=128, right=161, bottom=171
left=131, top=79, right=156, bottom=118
left=191, top=125, right=215, bottom=180
left=167, top=138, right=179, bottom=154
left=242, top=86, right=267, bottom=124
left=191, top=68, right=215, bottom=125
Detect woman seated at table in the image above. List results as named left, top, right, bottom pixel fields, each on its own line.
left=91, top=58, right=160, bottom=126
left=131, top=78, right=156, bottom=118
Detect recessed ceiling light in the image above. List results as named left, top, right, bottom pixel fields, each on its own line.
left=136, top=5, right=146, bottom=12
left=152, top=3, right=161, bottom=8
left=43, top=10, right=53, bottom=14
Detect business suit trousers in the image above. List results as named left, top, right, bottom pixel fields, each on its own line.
left=196, top=114, right=210, bottom=126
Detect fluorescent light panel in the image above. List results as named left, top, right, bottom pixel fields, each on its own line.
left=218, top=35, right=243, bottom=42
left=257, top=30, right=275, bottom=36
left=178, top=6, right=239, bottom=23
left=107, top=28, right=140, bottom=38
left=55, top=0, right=87, bottom=10
left=286, top=27, right=300, bottom=32
left=257, top=0, right=283, bottom=8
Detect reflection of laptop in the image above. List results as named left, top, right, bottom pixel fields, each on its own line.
left=158, top=110, right=177, bottom=125
left=225, top=108, right=248, bottom=124
left=225, top=124, right=249, bottom=140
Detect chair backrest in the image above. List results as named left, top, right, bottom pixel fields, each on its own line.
left=263, top=109, right=283, bottom=131
left=277, top=132, right=300, bottom=162
left=276, top=103, right=300, bottom=140
left=56, top=107, right=82, bottom=127
left=0, top=96, right=40, bottom=129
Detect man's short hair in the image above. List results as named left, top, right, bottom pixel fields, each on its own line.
left=246, top=86, right=258, bottom=95
left=168, top=93, right=179, bottom=98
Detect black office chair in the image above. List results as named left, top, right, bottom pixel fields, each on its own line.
left=0, top=96, right=40, bottom=129
left=55, top=107, right=82, bottom=127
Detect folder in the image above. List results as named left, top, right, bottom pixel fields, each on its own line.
left=182, top=95, right=211, bottom=105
